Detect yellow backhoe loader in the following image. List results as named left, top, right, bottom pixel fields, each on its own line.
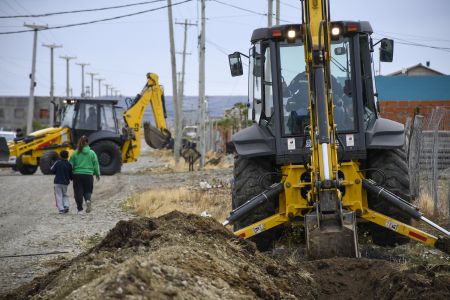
left=224, top=0, right=450, bottom=257
left=0, top=73, right=171, bottom=175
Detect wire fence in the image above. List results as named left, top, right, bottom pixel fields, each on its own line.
left=407, top=106, right=450, bottom=222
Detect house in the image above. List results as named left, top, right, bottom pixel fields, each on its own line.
left=375, top=64, right=450, bottom=128
left=0, top=96, right=54, bottom=131
left=388, top=62, right=444, bottom=76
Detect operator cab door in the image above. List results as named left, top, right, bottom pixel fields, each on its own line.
left=72, top=102, right=100, bottom=146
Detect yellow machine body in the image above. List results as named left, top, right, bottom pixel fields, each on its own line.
left=2, top=73, right=170, bottom=175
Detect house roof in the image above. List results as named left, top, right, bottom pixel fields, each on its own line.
left=388, top=63, right=444, bottom=76
left=375, top=75, right=450, bottom=101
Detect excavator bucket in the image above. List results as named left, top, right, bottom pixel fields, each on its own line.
left=143, top=122, right=171, bottom=149
left=305, top=210, right=359, bottom=259
left=305, top=191, right=359, bottom=259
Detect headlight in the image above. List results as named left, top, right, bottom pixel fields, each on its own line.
left=287, top=29, right=296, bottom=39
left=331, top=27, right=340, bottom=36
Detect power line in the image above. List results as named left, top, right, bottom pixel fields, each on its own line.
left=211, top=0, right=293, bottom=23
left=0, top=0, right=166, bottom=19
left=377, top=30, right=450, bottom=43
left=0, top=0, right=192, bottom=35
left=373, top=34, right=450, bottom=53
left=280, top=1, right=299, bottom=9
left=211, top=0, right=266, bottom=17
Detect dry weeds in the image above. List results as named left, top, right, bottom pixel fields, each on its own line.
left=415, top=192, right=435, bottom=218
left=127, top=186, right=231, bottom=222
left=138, top=149, right=233, bottom=174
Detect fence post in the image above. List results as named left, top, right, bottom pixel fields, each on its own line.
left=430, top=107, right=444, bottom=216
left=404, top=116, right=412, bottom=157
left=409, top=115, right=423, bottom=200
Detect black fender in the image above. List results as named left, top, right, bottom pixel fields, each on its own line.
left=88, top=131, right=123, bottom=147
left=365, top=118, right=405, bottom=149
left=232, top=124, right=276, bottom=158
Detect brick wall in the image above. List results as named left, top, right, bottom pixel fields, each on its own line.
left=378, top=100, right=450, bottom=127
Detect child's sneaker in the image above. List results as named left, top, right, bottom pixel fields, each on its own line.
left=86, top=201, right=92, bottom=213
left=59, top=210, right=65, bottom=214
left=77, top=209, right=84, bottom=214
left=64, top=207, right=69, bottom=214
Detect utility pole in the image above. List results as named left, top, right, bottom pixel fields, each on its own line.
left=25, top=23, right=48, bottom=133
left=76, top=62, right=89, bottom=97
left=104, top=83, right=110, bottom=96
left=167, top=0, right=180, bottom=163
left=95, top=78, right=104, bottom=97
left=176, top=19, right=196, bottom=160
left=60, top=55, right=76, bottom=97
left=198, top=0, right=206, bottom=168
left=268, top=0, right=273, bottom=27
left=109, top=86, right=114, bottom=97
left=42, top=43, right=62, bottom=127
left=275, top=0, right=280, bottom=25
left=86, top=72, right=97, bottom=98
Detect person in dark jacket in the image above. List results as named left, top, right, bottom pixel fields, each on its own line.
left=69, top=136, right=100, bottom=213
left=51, top=150, right=72, bottom=214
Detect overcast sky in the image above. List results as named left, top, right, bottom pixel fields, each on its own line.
left=0, top=0, right=449, bottom=97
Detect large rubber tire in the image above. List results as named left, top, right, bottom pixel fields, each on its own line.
left=91, top=141, right=122, bottom=175
left=39, top=151, right=59, bottom=175
left=16, top=155, right=38, bottom=175
left=232, top=156, right=280, bottom=251
left=366, top=148, right=411, bottom=246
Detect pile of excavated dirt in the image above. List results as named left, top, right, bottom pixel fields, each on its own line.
left=3, top=211, right=450, bottom=299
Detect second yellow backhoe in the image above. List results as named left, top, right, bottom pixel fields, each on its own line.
left=0, top=73, right=171, bottom=175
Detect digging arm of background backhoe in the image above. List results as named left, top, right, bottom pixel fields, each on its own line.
left=121, top=73, right=169, bottom=163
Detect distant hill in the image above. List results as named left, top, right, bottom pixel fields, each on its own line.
left=119, top=95, right=247, bottom=126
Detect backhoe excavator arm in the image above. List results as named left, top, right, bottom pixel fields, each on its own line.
left=121, top=73, right=172, bottom=164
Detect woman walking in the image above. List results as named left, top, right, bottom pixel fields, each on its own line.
left=70, top=136, right=100, bottom=213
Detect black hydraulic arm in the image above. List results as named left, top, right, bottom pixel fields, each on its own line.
left=223, top=182, right=284, bottom=226
left=363, top=178, right=450, bottom=238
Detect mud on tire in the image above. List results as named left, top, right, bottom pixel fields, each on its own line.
left=232, top=156, right=280, bottom=251
left=366, top=148, right=411, bottom=246
left=91, top=140, right=122, bottom=175
left=39, top=150, right=59, bottom=175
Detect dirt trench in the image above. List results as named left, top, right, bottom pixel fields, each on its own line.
left=3, top=211, right=450, bottom=300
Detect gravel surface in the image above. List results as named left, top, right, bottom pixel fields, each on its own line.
left=0, top=142, right=232, bottom=294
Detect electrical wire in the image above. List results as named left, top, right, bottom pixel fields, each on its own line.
left=373, top=34, right=450, bottom=53
left=0, top=0, right=166, bottom=18
left=211, top=0, right=293, bottom=23
left=0, top=0, right=192, bottom=35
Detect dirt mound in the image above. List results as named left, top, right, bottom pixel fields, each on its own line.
left=3, top=211, right=450, bottom=299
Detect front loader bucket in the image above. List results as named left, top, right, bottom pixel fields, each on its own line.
left=0, top=137, right=10, bottom=162
left=305, top=210, right=359, bottom=259
left=143, top=122, right=170, bottom=149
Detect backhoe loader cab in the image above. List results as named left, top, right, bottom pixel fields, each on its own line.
left=60, top=99, right=121, bottom=143
left=229, top=22, right=403, bottom=165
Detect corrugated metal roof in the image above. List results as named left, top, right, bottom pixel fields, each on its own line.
left=375, top=75, right=450, bottom=101
left=388, top=63, right=444, bottom=76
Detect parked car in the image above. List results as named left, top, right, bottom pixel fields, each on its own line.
left=0, top=130, right=16, bottom=142
left=0, top=130, right=17, bottom=166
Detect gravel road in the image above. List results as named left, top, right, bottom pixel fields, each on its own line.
left=0, top=142, right=232, bottom=293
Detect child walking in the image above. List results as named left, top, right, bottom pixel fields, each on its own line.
left=51, top=150, right=72, bottom=214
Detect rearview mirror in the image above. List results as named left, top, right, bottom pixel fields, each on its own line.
left=379, top=38, right=394, bottom=62
left=334, top=47, right=346, bottom=56
left=228, top=52, right=243, bottom=77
